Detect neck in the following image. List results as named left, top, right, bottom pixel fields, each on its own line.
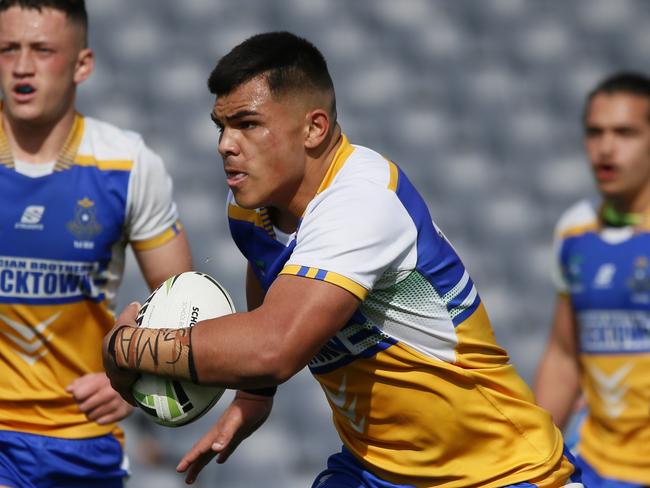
left=272, top=124, right=343, bottom=233
left=3, top=106, right=76, bottom=163
left=607, top=185, right=650, bottom=216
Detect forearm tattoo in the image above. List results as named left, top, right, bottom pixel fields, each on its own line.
left=111, top=326, right=198, bottom=383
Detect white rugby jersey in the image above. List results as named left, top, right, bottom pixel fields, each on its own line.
left=554, top=199, right=650, bottom=484
left=0, top=113, right=182, bottom=440
left=228, top=135, right=574, bottom=487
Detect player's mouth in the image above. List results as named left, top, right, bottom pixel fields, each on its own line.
left=594, top=162, right=618, bottom=182
left=225, top=170, right=248, bottom=187
left=13, top=83, right=36, bottom=101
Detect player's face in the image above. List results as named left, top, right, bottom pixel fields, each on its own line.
left=584, top=93, right=650, bottom=207
left=0, top=6, right=92, bottom=125
left=212, top=76, right=309, bottom=210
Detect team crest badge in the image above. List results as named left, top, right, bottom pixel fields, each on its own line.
left=565, top=254, right=584, bottom=293
left=627, top=256, right=650, bottom=304
left=67, top=197, right=102, bottom=240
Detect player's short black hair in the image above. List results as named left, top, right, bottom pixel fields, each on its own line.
left=584, top=71, right=650, bottom=123
left=0, top=0, right=88, bottom=45
left=207, top=31, right=336, bottom=116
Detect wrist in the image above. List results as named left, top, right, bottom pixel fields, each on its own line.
left=112, top=326, right=198, bottom=382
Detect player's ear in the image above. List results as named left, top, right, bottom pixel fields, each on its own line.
left=304, top=108, right=330, bottom=149
left=73, top=48, right=94, bottom=85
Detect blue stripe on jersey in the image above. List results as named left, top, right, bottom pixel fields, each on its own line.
left=228, top=217, right=295, bottom=291
left=392, top=164, right=481, bottom=326
left=308, top=310, right=397, bottom=375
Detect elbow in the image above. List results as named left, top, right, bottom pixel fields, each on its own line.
left=258, top=350, right=300, bottom=386
left=254, top=344, right=302, bottom=386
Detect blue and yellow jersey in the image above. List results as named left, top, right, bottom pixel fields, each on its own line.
left=228, top=135, right=573, bottom=487
left=0, top=114, right=182, bottom=440
left=553, top=200, right=650, bottom=485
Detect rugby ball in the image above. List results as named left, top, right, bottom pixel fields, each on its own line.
left=132, top=271, right=235, bottom=427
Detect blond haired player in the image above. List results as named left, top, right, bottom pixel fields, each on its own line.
left=0, top=1, right=191, bottom=486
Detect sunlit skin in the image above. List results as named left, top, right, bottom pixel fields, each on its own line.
left=211, top=75, right=341, bottom=232
left=0, top=6, right=93, bottom=162
left=584, top=92, right=650, bottom=214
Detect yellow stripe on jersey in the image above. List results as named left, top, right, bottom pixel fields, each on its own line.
left=131, top=220, right=183, bottom=251
left=316, top=134, right=355, bottom=195
left=57, top=114, right=85, bottom=169
left=559, top=221, right=598, bottom=239
left=454, top=302, right=510, bottom=368
left=280, top=265, right=368, bottom=300
left=228, top=204, right=276, bottom=238
left=387, top=160, right=398, bottom=192
left=228, top=204, right=258, bottom=224
left=74, top=155, right=134, bottom=171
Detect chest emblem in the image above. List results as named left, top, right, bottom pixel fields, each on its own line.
left=627, top=256, right=650, bottom=304
left=565, top=254, right=584, bottom=293
left=67, top=197, right=102, bottom=244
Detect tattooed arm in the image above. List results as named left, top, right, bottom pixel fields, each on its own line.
left=109, top=325, right=197, bottom=382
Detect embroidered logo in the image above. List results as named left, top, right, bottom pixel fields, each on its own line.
left=67, top=197, right=102, bottom=247
left=627, top=256, right=650, bottom=304
left=565, top=254, right=584, bottom=293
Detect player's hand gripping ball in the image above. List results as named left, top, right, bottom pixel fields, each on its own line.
left=132, top=271, right=235, bottom=427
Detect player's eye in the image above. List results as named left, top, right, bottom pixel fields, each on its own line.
left=240, top=120, right=258, bottom=130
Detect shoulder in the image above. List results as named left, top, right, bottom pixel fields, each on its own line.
left=555, top=198, right=599, bottom=240
left=303, top=145, right=412, bottom=238
left=339, top=143, right=395, bottom=188
left=314, top=142, right=399, bottom=211
left=78, top=116, right=154, bottom=163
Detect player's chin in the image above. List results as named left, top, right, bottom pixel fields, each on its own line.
left=232, top=191, right=266, bottom=210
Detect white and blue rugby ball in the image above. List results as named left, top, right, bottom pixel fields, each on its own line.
left=132, top=271, right=235, bottom=427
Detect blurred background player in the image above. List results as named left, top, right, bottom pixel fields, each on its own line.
left=0, top=0, right=191, bottom=487
left=535, top=71, right=650, bottom=488
left=103, top=31, right=582, bottom=488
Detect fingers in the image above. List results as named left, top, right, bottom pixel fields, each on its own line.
left=102, top=302, right=142, bottom=360
left=66, top=373, right=135, bottom=423
left=105, top=369, right=138, bottom=406
left=176, top=439, right=220, bottom=485
left=94, top=403, right=134, bottom=425
left=81, top=394, right=132, bottom=423
left=184, top=454, right=213, bottom=485
left=115, top=301, right=141, bottom=326
left=176, top=409, right=242, bottom=483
